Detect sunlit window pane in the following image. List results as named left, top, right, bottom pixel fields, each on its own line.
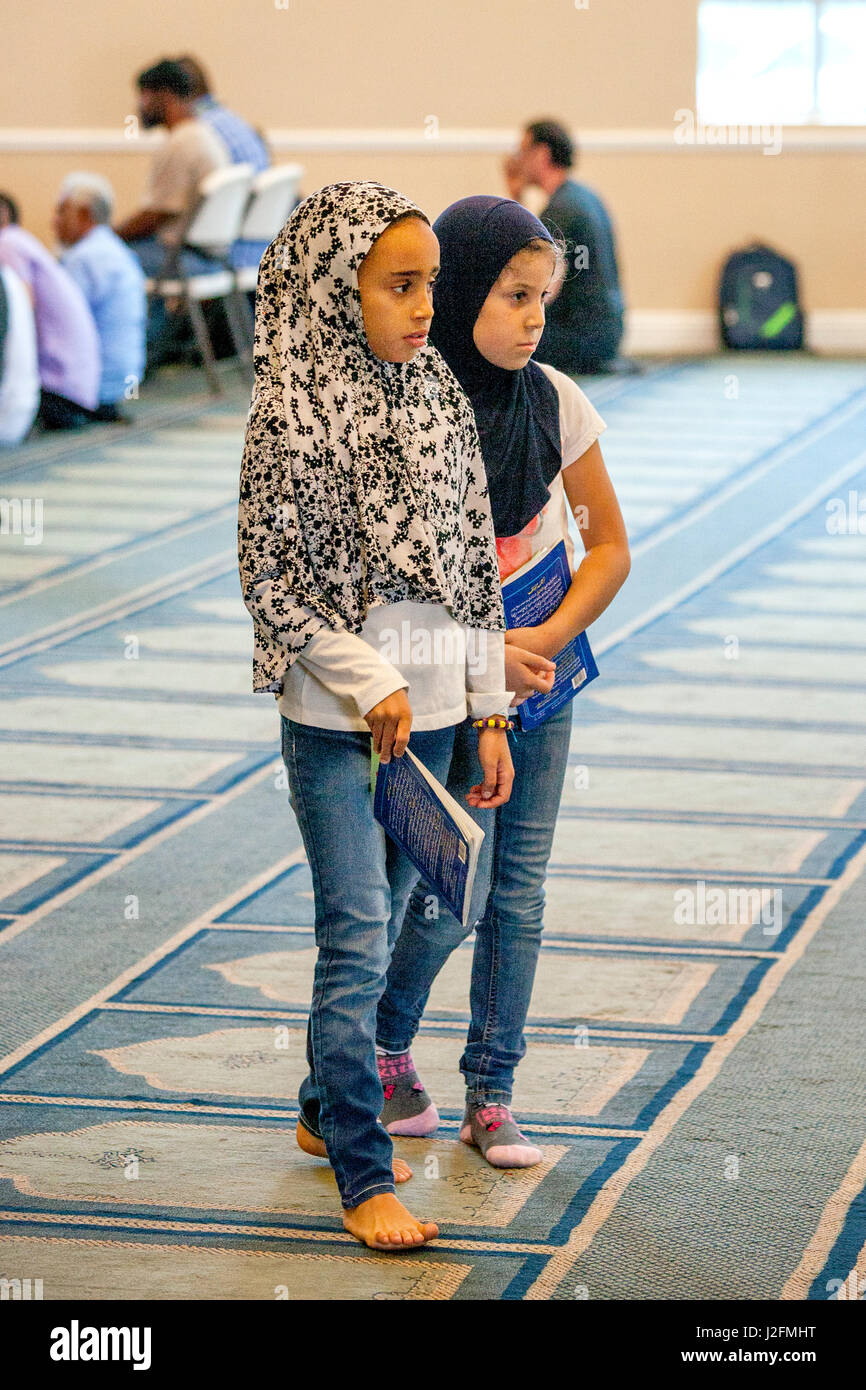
left=698, top=1, right=866, bottom=124
left=698, top=2, right=816, bottom=123
left=818, top=3, right=866, bottom=120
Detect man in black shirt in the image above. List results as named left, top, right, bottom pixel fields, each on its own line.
left=505, top=119, right=627, bottom=375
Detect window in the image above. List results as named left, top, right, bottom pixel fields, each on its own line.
left=698, top=1, right=866, bottom=123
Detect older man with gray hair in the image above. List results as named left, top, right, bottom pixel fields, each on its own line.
left=54, top=173, right=146, bottom=420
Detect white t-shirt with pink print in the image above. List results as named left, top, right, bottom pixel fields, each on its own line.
left=495, top=363, right=607, bottom=583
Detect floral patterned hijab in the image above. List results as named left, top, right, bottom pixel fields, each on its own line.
left=238, top=181, right=505, bottom=694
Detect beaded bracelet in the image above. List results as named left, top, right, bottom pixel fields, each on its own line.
left=472, top=716, right=515, bottom=732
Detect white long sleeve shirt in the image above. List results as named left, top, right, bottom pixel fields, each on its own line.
left=277, top=598, right=513, bottom=731
left=276, top=365, right=606, bottom=733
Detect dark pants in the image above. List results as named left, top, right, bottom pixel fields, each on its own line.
left=38, top=391, right=93, bottom=431
left=38, top=392, right=125, bottom=430
left=128, top=236, right=232, bottom=370
left=537, top=317, right=624, bottom=375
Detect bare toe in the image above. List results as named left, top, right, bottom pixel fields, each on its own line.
left=393, top=1158, right=412, bottom=1183
left=344, top=1194, right=439, bottom=1251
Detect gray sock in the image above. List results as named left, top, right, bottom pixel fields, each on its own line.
left=459, top=1101, right=543, bottom=1169
left=377, top=1048, right=439, bottom=1137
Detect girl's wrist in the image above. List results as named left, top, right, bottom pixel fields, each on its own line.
left=537, top=616, right=572, bottom=660
left=506, top=620, right=561, bottom=661
left=522, top=621, right=557, bottom=661
left=473, top=715, right=515, bottom=732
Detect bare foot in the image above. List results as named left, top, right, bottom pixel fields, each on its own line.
left=343, top=1192, right=439, bottom=1251
left=295, top=1119, right=412, bottom=1183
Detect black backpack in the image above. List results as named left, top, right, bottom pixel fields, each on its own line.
left=718, top=243, right=804, bottom=350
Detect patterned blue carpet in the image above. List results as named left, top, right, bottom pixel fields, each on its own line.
left=1, top=354, right=865, bottom=1300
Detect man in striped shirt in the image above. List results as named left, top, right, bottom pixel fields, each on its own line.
left=176, top=55, right=272, bottom=270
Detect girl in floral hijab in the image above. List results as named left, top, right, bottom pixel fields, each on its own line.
left=238, top=182, right=515, bottom=1249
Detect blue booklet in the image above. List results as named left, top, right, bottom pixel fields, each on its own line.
left=372, top=749, right=484, bottom=929
left=502, top=538, right=599, bottom=730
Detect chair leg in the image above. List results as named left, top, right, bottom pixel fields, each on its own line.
left=225, top=290, right=254, bottom=371
left=186, top=294, right=222, bottom=394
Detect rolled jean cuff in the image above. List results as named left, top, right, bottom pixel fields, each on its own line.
left=465, top=1087, right=513, bottom=1107
left=297, top=1109, right=323, bottom=1142
left=342, top=1178, right=396, bottom=1210
left=375, top=1031, right=412, bottom=1054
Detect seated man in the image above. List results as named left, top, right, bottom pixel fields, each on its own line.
left=0, top=264, right=39, bottom=446
left=54, top=173, right=146, bottom=422
left=175, top=55, right=271, bottom=272
left=115, top=58, right=229, bottom=363
left=0, top=193, right=100, bottom=430
left=505, top=119, right=626, bottom=374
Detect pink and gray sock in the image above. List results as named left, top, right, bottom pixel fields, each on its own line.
left=378, top=1048, right=544, bottom=1168
left=377, top=1046, right=439, bottom=1137
left=459, top=1101, right=543, bottom=1168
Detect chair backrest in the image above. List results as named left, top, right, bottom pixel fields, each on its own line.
left=184, top=164, right=255, bottom=253
left=238, top=163, right=304, bottom=243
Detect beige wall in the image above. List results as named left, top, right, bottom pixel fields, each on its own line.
left=2, top=0, right=696, bottom=129
left=3, top=0, right=865, bottom=312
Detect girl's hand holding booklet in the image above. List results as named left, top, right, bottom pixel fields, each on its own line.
left=502, top=538, right=598, bottom=730
left=371, top=748, right=484, bottom=929
left=370, top=538, right=599, bottom=930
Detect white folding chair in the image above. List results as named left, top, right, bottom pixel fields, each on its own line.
left=146, top=163, right=255, bottom=392
left=234, top=163, right=304, bottom=296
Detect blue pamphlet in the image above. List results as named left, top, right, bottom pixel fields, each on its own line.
left=502, top=539, right=599, bottom=730
left=373, top=749, right=484, bottom=929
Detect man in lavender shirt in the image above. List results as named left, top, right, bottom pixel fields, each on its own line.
left=0, top=193, right=100, bottom=430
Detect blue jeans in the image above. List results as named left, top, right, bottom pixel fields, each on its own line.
left=128, top=235, right=223, bottom=280
left=377, top=701, right=573, bottom=1104
left=128, top=237, right=226, bottom=365
left=280, top=715, right=458, bottom=1208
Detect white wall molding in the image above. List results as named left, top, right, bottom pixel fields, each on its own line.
left=624, top=310, right=866, bottom=355
left=5, top=126, right=862, bottom=345
left=624, top=312, right=718, bottom=355
left=807, top=312, right=866, bottom=354
left=2, top=126, right=866, bottom=155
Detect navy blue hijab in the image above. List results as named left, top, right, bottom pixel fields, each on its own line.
left=430, top=195, right=561, bottom=538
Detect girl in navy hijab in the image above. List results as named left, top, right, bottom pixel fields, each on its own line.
left=376, top=195, right=631, bottom=1167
